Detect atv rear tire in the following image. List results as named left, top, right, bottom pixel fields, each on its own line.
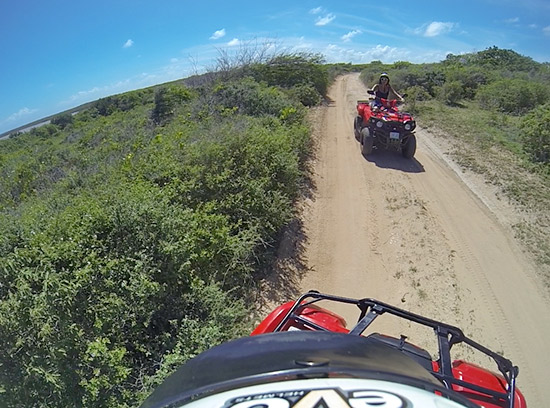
left=361, top=128, right=373, bottom=156
left=354, top=116, right=362, bottom=141
left=402, top=134, right=416, bottom=159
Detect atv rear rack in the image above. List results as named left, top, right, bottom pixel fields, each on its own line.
left=273, top=291, right=520, bottom=408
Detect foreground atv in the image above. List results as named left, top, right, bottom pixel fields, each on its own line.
left=355, top=90, right=417, bottom=158
left=141, top=291, right=526, bottom=408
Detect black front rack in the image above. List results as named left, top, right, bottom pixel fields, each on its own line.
left=273, top=291, right=519, bottom=408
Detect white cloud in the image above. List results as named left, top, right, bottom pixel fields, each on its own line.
left=543, top=26, right=550, bottom=35
left=123, top=39, right=134, bottom=48
left=227, top=38, right=240, bottom=46
left=210, top=29, right=226, bottom=40
left=316, top=13, right=335, bottom=26
left=322, top=43, right=405, bottom=64
left=310, top=7, right=323, bottom=14
left=504, top=17, right=520, bottom=24
left=6, top=107, right=37, bottom=122
left=341, top=30, right=362, bottom=42
left=418, top=22, right=456, bottom=37
left=67, top=87, right=102, bottom=102
left=64, top=75, right=156, bottom=106
left=0, top=107, right=39, bottom=134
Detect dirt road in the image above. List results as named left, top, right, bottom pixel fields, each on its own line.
left=274, top=74, right=550, bottom=407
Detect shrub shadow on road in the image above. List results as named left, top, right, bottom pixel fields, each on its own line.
left=254, top=212, right=312, bottom=319
left=254, top=149, right=317, bottom=317
left=362, top=150, right=425, bottom=173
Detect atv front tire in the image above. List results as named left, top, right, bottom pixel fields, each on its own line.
left=361, top=128, right=373, bottom=156
left=402, top=134, right=416, bottom=159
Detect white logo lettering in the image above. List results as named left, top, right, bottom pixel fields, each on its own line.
left=293, top=389, right=350, bottom=407
left=231, top=397, right=290, bottom=408
left=349, top=391, right=405, bottom=408
left=228, top=389, right=406, bottom=408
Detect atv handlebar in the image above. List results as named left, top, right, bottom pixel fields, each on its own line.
left=365, top=89, right=406, bottom=104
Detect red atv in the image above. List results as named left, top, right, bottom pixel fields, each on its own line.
left=141, top=291, right=526, bottom=408
left=355, top=90, right=417, bottom=158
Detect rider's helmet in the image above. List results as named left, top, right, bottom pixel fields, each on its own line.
left=379, top=72, right=390, bottom=83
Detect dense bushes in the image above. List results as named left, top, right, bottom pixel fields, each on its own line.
left=151, top=84, right=195, bottom=124
left=0, top=66, right=313, bottom=407
left=250, top=53, right=328, bottom=105
left=476, top=78, right=549, bottom=114
left=520, top=103, right=550, bottom=164
left=0, top=181, right=253, bottom=406
left=51, top=112, right=74, bottom=129
left=288, top=83, right=322, bottom=107
left=213, top=77, right=305, bottom=119
left=94, top=89, right=154, bottom=116
left=437, top=80, right=464, bottom=106
left=442, top=65, right=488, bottom=99
left=253, top=53, right=327, bottom=93
left=469, top=46, right=540, bottom=72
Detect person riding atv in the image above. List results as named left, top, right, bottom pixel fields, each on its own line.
left=354, top=75, right=417, bottom=158
left=370, top=72, right=404, bottom=110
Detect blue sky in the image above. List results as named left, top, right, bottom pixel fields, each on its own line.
left=1, top=0, right=549, bottom=134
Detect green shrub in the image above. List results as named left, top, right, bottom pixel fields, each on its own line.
left=476, top=78, right=549, bottom=114
left=443, top=66, right=488, bottom=99
left=51, top=112, right=74, bottom=129
left=93, top=89, right=155, bottom=117
left=437, top=80, right=464, bottom=106
left=151, top=88, right=174, bottom=124
left=404, top=85, right=432, bottom=113
left=289, top=83, right=322, bottom=107
left=30, top=123, right=59, bottom=139
left=406, top=85, right=431, bottom=101
left=520, top=103, right=550, bottom=164
left=251, top=53, right=328, bottom=96
left=0, top=182, right=251, bottom=407
left=213, top=77, right=301, bottom=118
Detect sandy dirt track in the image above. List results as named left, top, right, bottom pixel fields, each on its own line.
left=266, top=74, right=550, bottom=407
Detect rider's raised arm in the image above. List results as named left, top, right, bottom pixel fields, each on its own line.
left=389, top=85, right=404, bottom=102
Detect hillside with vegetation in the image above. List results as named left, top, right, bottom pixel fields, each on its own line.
left=0, top=47, right=549, bottom=407
left=0, top=53, right=327, bottom=407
